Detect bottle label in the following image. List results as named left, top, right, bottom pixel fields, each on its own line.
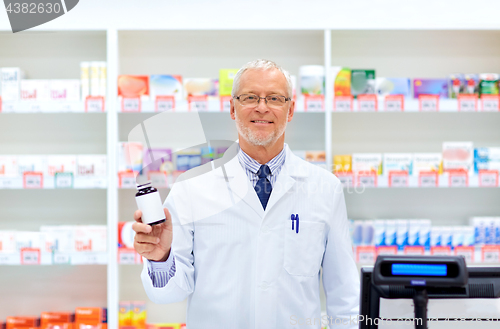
left=135, top=191, right=165, bottom=225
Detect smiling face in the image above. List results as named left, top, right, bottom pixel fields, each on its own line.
left=230, top=68, right=295, bottom=152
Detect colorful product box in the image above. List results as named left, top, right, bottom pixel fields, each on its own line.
left=396, top=220, right=409, bottom=250
left=470, top=217, right=487, bottom=246
left=75, top=307, right=105, bottom=328
left=219, top=69, right=238, bottom=96
left=40, top=225, right=75, bottom=253
left=76, top=155, right=107, bottom=177
left=448, top=74, right=465, bottom=99
left=351, top=153, right=382, bottom=174
left=0, top=156, right=18, bottom=177
left=332, top=67, right=351, bottom=97
left=413, top=79, right=448, bottom=98
left=333, top=155, right=352, bottom=173
left=474, top=147, right=500, bottom=174
left=362, top=220, right=375, bottom=246
left=382, top=153, right=412, bottom=175
left=40, top=312, right=74, bottom=329
left=142, top=148, right=173, bottom=175
left=118, top=142, right=143, bottom=173
left=305, top=151, right=326, bottom=167
left=375, top=78, right=411, bottom=97
left=479, top=73, right=499, bottom=96
left=384, top=220, right=397, bottom=246
left=175, top=149, right=201, bottom=171
left=118, top=75, right=150, bottom=98
left=184, top=78, right=218, bottom=98
left=6, top=317, right=39, bottom=329
left=442, top=142, right=474, bottom=173
left=464, top=74, right=479, bottom=95
left=90, top=62, right=107, bottom=97
left=74, top=226, right=107, bottom=252
left=17, top=155, right=45, bottom=175
left=408, top=219, right=431, bottom=248
left=411, top=153, right=442, bottom=176
left=118, top=222, right=135, bottom=249
left=215, top=147, right=228, bottom=159
left=119, top=302, right=132, bottom=327
left=45, top=155, right=77, bottom=177
left=150, top=75, right=183, bottom=102
left=80, top=62, right=90, bottom=100
left=15, top=231, right=45, bottom=251
left=1, top=67, right=25, bottom=101
left=200, top=147, right=215, bottom=165
left=131, top=301, right=146, bottom=329
left=351, top=69, right=375, bottom=97
left=374, top=220, right=385, bottom=247
left=21, top=80, right=50, bottom=101
left=299, top=65, right=324, bottom=96
left=49, top=80, right=81, bottom=101
left=98, top=62, right=107, bottom=97
left=0, top=231, right=17, bottom=253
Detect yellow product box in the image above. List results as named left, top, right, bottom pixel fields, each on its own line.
left=150, top=324, right=185, bottom=329
left=131, top=301, right=146, bottom=329
left=219, top=69, right=239, bottom=96
left=118, top=302, right=132, bottom=327
left=333, top=155, right=352, bottom=173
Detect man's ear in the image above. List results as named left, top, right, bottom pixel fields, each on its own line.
left=230, top=98, right=236, bottom=120
left=287, top=99, right=295, bottom=122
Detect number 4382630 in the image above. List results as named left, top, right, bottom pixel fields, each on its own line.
left=6, top=2, right=62, bottom=14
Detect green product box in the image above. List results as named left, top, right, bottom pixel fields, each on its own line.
left=219, top=69, right=239, bottom=96
left=479, top=74, right=499, bottom=96
left=351, top=69, right=376, bottom=98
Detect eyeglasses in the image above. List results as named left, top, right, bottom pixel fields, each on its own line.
left=234, top=94, right=291, bottom=108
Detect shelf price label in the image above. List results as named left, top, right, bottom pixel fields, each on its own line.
left=376, top=246, right=398, bottom=256
left=304, top=95, right=324, bottom=112
left=122, top=97, right=141, bottom=112
left=336, top=172, right=354, bottom=188
left=479, top=170, right=499, bottom=187
left=55, top=172, right=74, bottom=189
left=404, top=246, right=425, bottom=255
left=458, top=94, right=478, bottom=112
left=358, top=94, right=377, bottom=112
left=155, top=95, right=175, bottom=112
left=448, top=170, right=468, bottom=187
left=0, top=178, right=15, bottom=189
left=334, top=95, right=353, bottom=112
left=419, top=95, right=439, bottom=112
left=53, top=253, right=70, bottom=264
left=30, top=103, right=42, bottom=113
left=419, top=171, right=439, bottom=187
left=21, top=248, right=41, bottom=265
left=188, top=95, right=208, bottom=112
left=220, top=96, right=232, bottom=112
left=85, top=96, right=105, bottom=113
left=23, top=172, right=43, bottom=189
left=118, top=248, right=137, bottom=264
left=454, top=246, right=475, bottom=263
left=356, top=246, right=376, bottom=264
left=389, top=171, right=409, bottom=187
left=148, top=171, right=168, bottom=188
left=431, top=246, right=451, bottom=256
left=356, top=171, right=377, bottom=188
left=384, top=95, right=404, bottom=112
left=481, top=95, right=500, bottom=112
left=118, top=171, right=137, bottom=188
left=481, top=245, right=500, bottom=263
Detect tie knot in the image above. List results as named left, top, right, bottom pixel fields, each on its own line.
left=257, top=165, right=271, bottom=179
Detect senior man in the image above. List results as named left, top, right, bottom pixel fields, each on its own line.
left=133, top=59, right=360, bottom=329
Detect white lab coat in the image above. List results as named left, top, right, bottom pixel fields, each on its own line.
left=141, top=144, right=360, bottom=329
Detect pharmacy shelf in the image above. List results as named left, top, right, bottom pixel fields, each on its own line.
left=0, top=176, right=107, bottom=189
left=0, top=100, right=104, bottom=113
left=0, top=252, right=108, bottom=265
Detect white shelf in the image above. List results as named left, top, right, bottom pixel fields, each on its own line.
left=0, top=176, right=108, bottom=189
left=0, top=252, right=108, bottom=265
left=0, top=101, right=101, bottom=113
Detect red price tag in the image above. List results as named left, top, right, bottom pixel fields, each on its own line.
left=458, top=94, right=478, bottom=112
left=148, top=170, right=168, bottom=188
left=188, top=95, right=208, bottom=112
left=377, top=246, right=398, bottom=256
left=334, top=95, right=353, bottom=112
left=336, top=171, right=354, bottom=188
left=448, top=170, right=468, bottom=187
left=431, top=246, right=451, bottom=256
left=122, top=97, right=141, bottom=112
left=304, top=95, right=324, bottom=112
left=85, top=96, right=105, bottom=113
left=479, top=170, right=499, bottom=187
left=404, top=246, right=425, bottom=255
left=220, top=96, right=232, bottom=112
left=384, top=95, right=404, bottom=112
left=419, top=95, right=439, bottom=112
left=356, top=171, right=377, bottom=188
left=454, top=246, right=475, bottom=263
left=419, top=171, right=439, bottom=187
left=481, top=95, right=500, bottom=112
left=356, top=246, right=376, bottom=263
left=118, top=171, right=137, bottom=188
left=118, top=248, right=137, bottom=264
left=21, top=248, right=41, bottom=265
left=358, top=94, right=377, bottom=112
left=481, top=245, right=500, bottom=263
left=389, top=170, right=409, bottom=187
left=23, top=172, right=43, bottom=189
left=155, top=96, right=175, bottom=112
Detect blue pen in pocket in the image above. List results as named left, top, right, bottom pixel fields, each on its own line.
left=291, top=214, right=299, bottom=234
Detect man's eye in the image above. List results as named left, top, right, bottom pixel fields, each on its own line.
left=269, top=97, right=279, bottom=101
left=247, top=96, right=258, bottom=100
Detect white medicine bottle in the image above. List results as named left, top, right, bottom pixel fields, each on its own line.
left=135, top=181, right=166, bottom=226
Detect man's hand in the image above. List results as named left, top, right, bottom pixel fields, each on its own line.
left=133, top=208, right=173, bottom=262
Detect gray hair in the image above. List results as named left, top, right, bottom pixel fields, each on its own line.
left=231, top=59, right=293, bottom=98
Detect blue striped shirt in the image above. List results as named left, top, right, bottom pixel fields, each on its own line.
left=148, top=143, right=287, bottom=287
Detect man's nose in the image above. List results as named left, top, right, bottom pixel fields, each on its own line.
left=256, top=98, right=269, bottom=112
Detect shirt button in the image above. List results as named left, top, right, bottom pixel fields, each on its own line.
left=260, top=281, right=269, bottom=290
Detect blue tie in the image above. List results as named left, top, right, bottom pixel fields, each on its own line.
left=255, top=165, right=272, bottom=210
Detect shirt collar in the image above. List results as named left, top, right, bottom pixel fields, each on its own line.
left=237, top=143, right=287, bottom=176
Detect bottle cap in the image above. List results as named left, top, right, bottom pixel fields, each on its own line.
left=136, top=180, right=152, bottom=189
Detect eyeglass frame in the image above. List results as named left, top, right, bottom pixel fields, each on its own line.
left=233, top=94, right=292, bottom=107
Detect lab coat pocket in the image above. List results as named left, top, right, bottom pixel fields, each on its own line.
left=284, top=221, right=325, bottom=277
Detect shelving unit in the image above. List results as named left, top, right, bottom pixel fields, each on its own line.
left=1, top=8, right=500, bottom=327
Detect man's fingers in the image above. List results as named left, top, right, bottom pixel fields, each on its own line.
left=135, top=232, right=160, bottom=244
left=134, top=210, right=143, bottom=223
left=132, top=222, right=152, bottom=234
left=134, top=241, right=155, bottom=254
